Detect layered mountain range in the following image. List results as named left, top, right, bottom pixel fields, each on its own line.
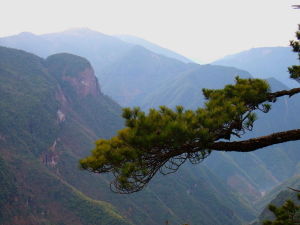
left=1, top=28, right=300, bottom=225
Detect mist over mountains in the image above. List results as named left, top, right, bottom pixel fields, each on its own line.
left=0, top=28, right=299, bottom=225
left=213, top=46, right=299, bottom=88
left=115, top=34, right=194, bottom=63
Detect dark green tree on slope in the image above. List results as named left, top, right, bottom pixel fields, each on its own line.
left=263, top=194, right=300, bottom=225
left=80, top=26, right=300, bottom=194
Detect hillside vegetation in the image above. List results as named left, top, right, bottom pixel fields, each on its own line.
left=0, top=46, right=129, bottom=225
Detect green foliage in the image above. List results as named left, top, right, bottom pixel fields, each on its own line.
left=0, top=157, right=17, bottom=223
left=289, top=65, right=300, bottom=80
left=263, top=194, right=300, bottom=225
left=289, top=25, right=300, bottom=81
left=0, top=46, right=59, bottom=155
left=80, top=77, right=271, bottom=193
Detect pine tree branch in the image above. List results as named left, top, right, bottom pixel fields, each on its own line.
left=288, top=187, right=300, bottom=193
left=267, top=87, right=300, bottom=100
left=210, top=129, right=300, bottom=152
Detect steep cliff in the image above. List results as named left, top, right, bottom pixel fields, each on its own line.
left=0, top=46, right=129, bottom=225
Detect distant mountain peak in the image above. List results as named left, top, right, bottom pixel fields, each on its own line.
left=60, top=27, right=106, bottom=36
left=18, top=31, right=37, bottom=37
left=115, top=34, right=193, bottom=63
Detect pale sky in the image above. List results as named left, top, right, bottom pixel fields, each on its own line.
left=1, top=0, right=300, bottom=62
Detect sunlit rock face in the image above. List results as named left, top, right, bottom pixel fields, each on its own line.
left=62, top=67, right=100, bottom=97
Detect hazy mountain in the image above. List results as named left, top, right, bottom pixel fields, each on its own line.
left=100, top=45, right=190, bottom=106
left=0, top=29, right=198, bottom=107
left=213, top=47, right=299, bottom=88
left=0, top=29, right=192, bottom=106
left=0, top=28, right=133, bottom=80
left=141, top=64, right=251, bottom=110
left=0, top=46, right=256, bottom=225
left=116, top=34, right=193, bottom=63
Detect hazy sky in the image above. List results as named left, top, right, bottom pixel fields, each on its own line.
left=1, top=0, right=300, bottom=62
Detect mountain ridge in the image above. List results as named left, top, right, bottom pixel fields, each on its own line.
left=115, top=34, right=193, bottom=63
left=213, top=46, right=299, bottom=88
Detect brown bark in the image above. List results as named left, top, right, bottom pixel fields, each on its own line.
left=210, top=129, right=300, bottom=152
left=288, top=187, right=300, bottom=192
left=267, top=88, right=300, bottom=100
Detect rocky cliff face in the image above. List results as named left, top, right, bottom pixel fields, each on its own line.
left=46, top=53, right=101, bottom=98
left=0, top=46, right=128, bottom=225
left=75, top=67, right=100, bottom=97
